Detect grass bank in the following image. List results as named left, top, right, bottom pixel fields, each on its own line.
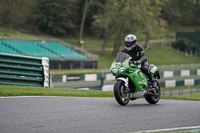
left=0, top=85, right=113, bottom=98
left=1, top=85, right=200, bottom=101
left=51, top=43, right=200, bottom=75
left=146, top=44, right=200, bottom=65
left=50, top=69, right=102, bottom=75
left=161, top=85, right=200, bottom=91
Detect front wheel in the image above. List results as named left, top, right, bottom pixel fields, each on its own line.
left=114, top=80, right=130, bottom=106
left=145, top=81, right=161, bottom=104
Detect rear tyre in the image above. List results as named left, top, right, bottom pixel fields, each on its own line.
left=145, top=81, right=160, bottom=104
left=114, top=80, right=130, bottom=106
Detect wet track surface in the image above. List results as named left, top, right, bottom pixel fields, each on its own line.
left=0, top=96, right=200, bottom=133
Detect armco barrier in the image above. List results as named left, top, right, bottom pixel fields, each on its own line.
left=159, top=79, right=200, bottom=88
left=82, top=79, right=200, bottom=91
left=160, top=69, right=200, bottom=78
left=52, top=69, right=200, bottom=83
left=0, top=53, right=50, bottom=87
left=52, top=72, right=200, bottom=90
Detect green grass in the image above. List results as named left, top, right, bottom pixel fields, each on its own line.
left=158, top=64, right=200, bottom=71
left=161, top=85, right=200, bottom=91
left=181, top=92, right=200, bottom=99
left=51, top=44, right=200, bottom=75
left=0, top=85, right=113, bottom=97
left=160, top=86, right=200, bottom=101
left=1, top=85, right=200, bottom=101
left=146, top=44, right=200, bottom=65
left=51, top=69, right=102, bottom=75
left=63, top=36, right=114, bottom=53
left=63, top=39, right=200, bottom=69
left=135, top=27, right=175, bottom=41
left=0, top=26, right=52, bottom=39
left=98, top=51, right=115, bottom=69
left=161, top=86, right=200, bottom=101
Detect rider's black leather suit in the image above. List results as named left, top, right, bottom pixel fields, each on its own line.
left=122, top=44, right=154, bottom=81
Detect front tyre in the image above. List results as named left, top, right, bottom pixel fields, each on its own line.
left=114, top=80, right=130, bottom=106
left=145, top=81, right=161, bottom=104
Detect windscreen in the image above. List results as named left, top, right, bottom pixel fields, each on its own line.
left=115, top=52, right=131, bottom=63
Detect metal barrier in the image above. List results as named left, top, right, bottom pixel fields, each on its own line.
left=0, top=37, right=98, bottom=69
left=0, top=53, right=50, bottom=87
left=52, top=69, right=200, bottom=90
left=52, top=69, right=200, bottom=82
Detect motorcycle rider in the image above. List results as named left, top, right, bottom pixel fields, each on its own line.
left=122, top=34, right=157, bottom=88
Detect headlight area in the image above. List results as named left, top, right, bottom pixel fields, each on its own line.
left=112, top=68, right=118, bottom=74
left=119, top=67, right=126, bottom=72
left=112, top=67, right=126, bottom=74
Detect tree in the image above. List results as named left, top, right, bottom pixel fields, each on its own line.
left=0, top=0, right=38, bottom=28
left=92, top=0, right=120, bottom=55
left=93, top=0, right=137, bottom=56
left=79, top=0, right=93, bottom=47
left=93, top=0, right=163, bottom=55
left=138, top=0, right=163, bottom=49
left=32, top=0, right=79, bottom=36
left=92, top=11, right=114, bottom=55
left=161, top=0, right=200, bottom=26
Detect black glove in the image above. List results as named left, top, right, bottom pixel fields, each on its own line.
left=129, top=60, right=135, bottom=65
left=133, top=60, right=142, bottom=65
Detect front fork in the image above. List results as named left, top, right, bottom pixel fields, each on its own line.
left=117, top=77, right=130, bottom=98
left=117, top=77, right=129, bottom=87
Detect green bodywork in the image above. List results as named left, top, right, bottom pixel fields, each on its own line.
left=110, top=54, right=158, bottom=92
left=150, top=64, right=157, bottom=74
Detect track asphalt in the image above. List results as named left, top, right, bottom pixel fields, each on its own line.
left=0, top=96, right=200, bottom=133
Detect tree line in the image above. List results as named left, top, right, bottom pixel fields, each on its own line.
left=0, top=0, right=199, bottom=55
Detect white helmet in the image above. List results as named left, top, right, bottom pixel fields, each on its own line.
left=124, top=34, right=137, bottom=50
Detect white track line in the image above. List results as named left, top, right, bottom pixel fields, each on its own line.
left=136, top=126, right=200, bottom=133
left=0, top=96, right=59, bottom=99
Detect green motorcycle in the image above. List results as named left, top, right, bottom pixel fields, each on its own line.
left=110, top=52, right=161, bottom=106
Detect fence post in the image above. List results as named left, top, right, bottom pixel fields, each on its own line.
left=100, top=70, right=105, bottom=90
left=42, top=57, right=50, bottom=87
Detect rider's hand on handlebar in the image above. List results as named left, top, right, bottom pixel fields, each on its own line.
left=133, top=60, right=141, bottom=65
left=130, top=60, right=135, bottom=65
left=130, top=60, right=141, bottom=66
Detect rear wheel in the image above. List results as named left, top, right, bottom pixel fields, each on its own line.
left=145, top=81, right=160, bottom=104
left=114, top=80, right=130, bottom=106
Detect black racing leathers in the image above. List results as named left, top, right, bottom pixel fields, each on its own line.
left=122, top=44, right=154, bottom=82
left=122, top=44, right=147, bottom=63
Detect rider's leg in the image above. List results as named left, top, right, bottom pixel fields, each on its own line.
left=141, top=61, right=157, bottom=88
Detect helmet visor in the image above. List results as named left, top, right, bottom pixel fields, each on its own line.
left=125, top=42, right=134, bottom=48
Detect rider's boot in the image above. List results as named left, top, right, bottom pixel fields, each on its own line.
left=149, top=74, right=157, bottom=88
